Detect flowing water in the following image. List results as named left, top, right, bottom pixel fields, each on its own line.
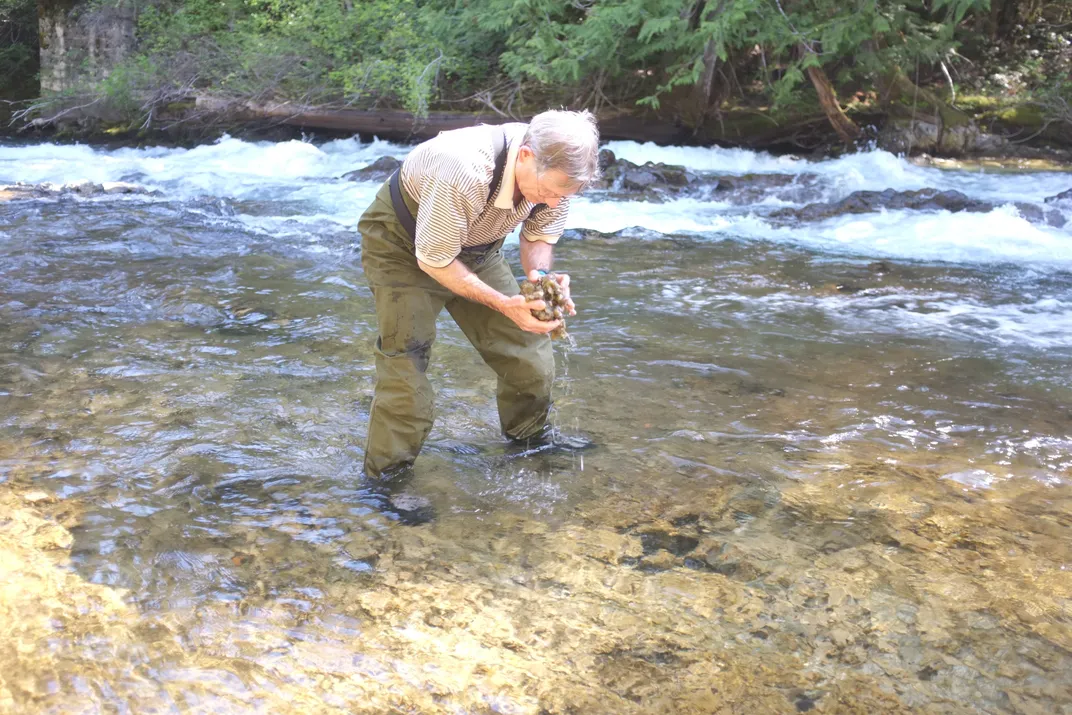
left=1, top=136, right=1071, bottom=714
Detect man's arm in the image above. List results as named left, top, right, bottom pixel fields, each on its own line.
left=520, top=236, right=554, bottom=277
left=417, top=258, right=562, bottom=334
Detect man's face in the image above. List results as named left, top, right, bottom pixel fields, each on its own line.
left=517, top=146, right=582, bottom=208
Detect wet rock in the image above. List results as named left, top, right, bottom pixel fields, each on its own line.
left=342, top=156, right=401, bottom=182
left=548, top=526, right=643, bottom=564
left=711, top=172, right=824, bottom=205
left=771, top=187, right=1067, bottom=227
left=0, top=181, right=155, bottom=200
left=1043, top=187, right=1072, bottom=204
left=1013, top=202, right=1067, bottom=228
left=639, top=550, right=679, bottom=571
left=771, top=188, right=993, bottom=222
left=702, top=541, right=769, bottom=582
left=636, top=525, right=700, bottom=556
left=597, top=148, right=616, bottom=171
left=21, top=490, right=53, bottom=504
left=868, top=261, right=893, bottom=274
left=596, top=157, right=702, bottom=196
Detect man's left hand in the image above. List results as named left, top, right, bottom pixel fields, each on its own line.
left=527, top=270, right=576, bottom=316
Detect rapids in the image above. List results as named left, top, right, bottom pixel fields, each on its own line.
left=1, top=136, right=1071, bottom=713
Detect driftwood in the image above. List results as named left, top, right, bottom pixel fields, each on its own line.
left=9, top=92, right=838, bottom=150
left=192, top=97, right=696, bottom=144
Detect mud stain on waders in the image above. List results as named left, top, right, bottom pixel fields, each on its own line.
left=406, top=340, right=432, bottom=373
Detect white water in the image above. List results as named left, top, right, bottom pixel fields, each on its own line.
left=3, top=135, right=1071, bottom=351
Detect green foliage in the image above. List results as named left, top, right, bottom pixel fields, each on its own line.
left=1035, top=76, right=1072, bottom=129
left=28, top=0, right=1068, bottom=132
left=108, top=0, right=445, bottom=114
left=415, top=0, right=997, bottom=114
left=0, top=0, right=37, bottom=96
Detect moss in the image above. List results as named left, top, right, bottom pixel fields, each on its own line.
left=992, top=104, right=1045, bottom=127
left=956, top=95, right=1008, bottom=111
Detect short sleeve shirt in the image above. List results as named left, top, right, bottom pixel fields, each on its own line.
left=399, top=123, right=570, bottom=268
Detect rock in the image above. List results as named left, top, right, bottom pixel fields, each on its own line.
left=868, top=261, right=893, bottom=274
left=592, top=159, right=826, bottom=204
left=711, top=172, right=824, bottom=205
left=0, top=181, right=156, bottom=200
left=639, top=550, right=679, bottom=571
left=1014, top=202, right=1067, bottom=228
left=597, top=148, right=616, bottom=171
left=101, top=181, right=144, bottom=194
left=1044, top=188, right=1072, bottom=204
left=771, top=188, right=994, bottom=223
left=636, top=525, right=700, bottom=556
left=877, top=118, right=1008, bottom=155
left=595, top=158, right=704, bottom=198
left=829, top=627, right=854, bottom=647
left=702, top=541, right=769, bottom=581
left=342, top=155, right=401, bottom=182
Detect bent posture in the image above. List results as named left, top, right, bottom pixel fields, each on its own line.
left=358, top=110, right=601, bottom=477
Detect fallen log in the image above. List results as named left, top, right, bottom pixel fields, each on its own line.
left=191, top=97, right=693, bottom=144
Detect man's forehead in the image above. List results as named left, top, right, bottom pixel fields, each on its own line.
left=544, top=169, right=582, bottom=190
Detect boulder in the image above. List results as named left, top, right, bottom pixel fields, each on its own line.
left=771, top=188, right=994, bottom=222
left=1044, top=188, right=1072, bottom=204
left=342, top=156, right=402, bottom=182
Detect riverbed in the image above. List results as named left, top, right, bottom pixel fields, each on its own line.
left=1, top=137, right=1071, bottom=713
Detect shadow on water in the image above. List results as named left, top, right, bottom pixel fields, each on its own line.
left=2, top=193, right=1072, bottom=712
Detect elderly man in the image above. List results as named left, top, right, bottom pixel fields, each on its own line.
left=358, top=109, right=600, bottom=479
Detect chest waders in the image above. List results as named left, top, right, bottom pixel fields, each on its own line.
left=358, top=131, right=556, bottom=478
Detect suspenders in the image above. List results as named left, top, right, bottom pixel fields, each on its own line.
left=388, top=128, right=534, bottom=242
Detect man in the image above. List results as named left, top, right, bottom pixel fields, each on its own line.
left=358, top=109, right=600, bottom=479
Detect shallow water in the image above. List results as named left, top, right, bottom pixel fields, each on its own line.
left=1, top=138, right=1071, bottom=713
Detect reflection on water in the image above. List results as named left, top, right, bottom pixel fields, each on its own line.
left=2, top=185, right=1071, bottom=713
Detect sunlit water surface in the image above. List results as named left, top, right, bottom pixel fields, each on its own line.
left=1, top=137, right=1071, bottom=713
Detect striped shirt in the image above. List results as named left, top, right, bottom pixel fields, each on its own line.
left=400, top=123, right=570, bottom=268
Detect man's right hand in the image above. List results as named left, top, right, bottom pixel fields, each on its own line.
left=499, top=294, right=563, bottom=334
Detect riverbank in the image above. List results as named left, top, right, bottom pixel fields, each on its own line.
left=3, top=95, right=1070, bottom=161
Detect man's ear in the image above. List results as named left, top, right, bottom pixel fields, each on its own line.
left=517, top=145, right=535, bottom=163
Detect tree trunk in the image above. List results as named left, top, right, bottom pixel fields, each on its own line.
left=804, top=60, right=860, bottom=143
left=690, top=0, right=729, bottom=119
left=988, top=0, right=1021, bottom=40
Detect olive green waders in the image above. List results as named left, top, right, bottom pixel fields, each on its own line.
left=359, top=179, right=555, bottom=478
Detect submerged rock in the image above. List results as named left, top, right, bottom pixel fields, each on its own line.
left=711, top=172, right=825, bottom=205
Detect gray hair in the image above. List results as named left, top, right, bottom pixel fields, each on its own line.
left=522, top=109, right=601, bottom=187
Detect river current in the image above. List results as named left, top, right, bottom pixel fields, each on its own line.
left=1, top=136, right=1071, bottom=713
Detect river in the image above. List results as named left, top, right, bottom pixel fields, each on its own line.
left=1, top=136, right=1071, bottom=713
